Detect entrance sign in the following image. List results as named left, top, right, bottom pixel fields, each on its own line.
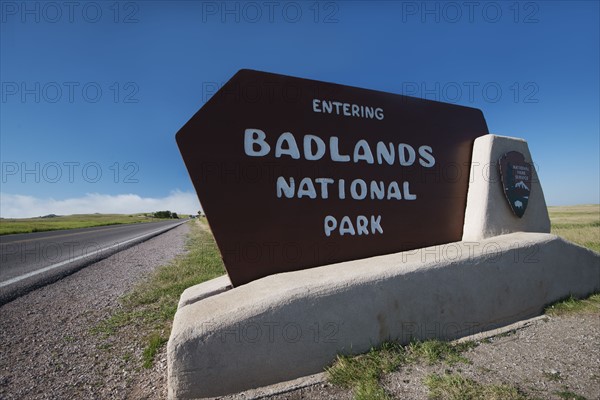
left=176, top=70, right=489, bottom=286
left=498, top=151, right=532, bottom=218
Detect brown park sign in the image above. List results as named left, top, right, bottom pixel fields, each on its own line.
left=176, top=70, right=489, bottom=286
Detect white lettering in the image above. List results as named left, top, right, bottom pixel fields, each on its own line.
left=245, top=129, right=433, bottom=167
left=330, top=136, right=350, bottom=162
left=343, top=103, right=351, bottom=116
left=297, top=177, right=317, bottom=199
left=315, top=178, right=334, bottom=199
left=353, top=140, right=374, bottom=164
left=418, top=145, right=436, bottom=167
left=304, top=135, right=326, bottom=160
left=324, top=215, right=337, bottom=237
left=275, top=132, right=300, bottom=159
left=350, top=179, right=367, bottom=200
left=339, top=216, right=356, bottom=236
left=244, top=128, right=270, bottom=156
left=370, top=181, right=385, bottom=200
left=338, top=179, right=346, bottom=199
left=323, top=215, right=384, bottom=237
left=276, top=177, right=415, bottom=201
left=376, top=142, right=395, bottom=165
left=370, top=215, right=383, bottom=234
left=312, top=99, right=384, bottom=120
left=399, top=144, right=416, bottom=166
left=356, top=216, right=369, bottom=235
left=387, top=181, right=402, bottom=200
left=332, top=101, right=342, bottom=113
left=276, top=176, right=295, bottom=198
left=312, top=99, right=321, bottom=113
left=403, top=181, right=417, bottom=200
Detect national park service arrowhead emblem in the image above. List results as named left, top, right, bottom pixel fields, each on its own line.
left=498, top=151, right=532, bottom=218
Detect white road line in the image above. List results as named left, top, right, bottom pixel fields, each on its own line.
left=0, top=222, right=186, bottom=288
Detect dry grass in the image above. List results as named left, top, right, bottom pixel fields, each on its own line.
left=327, top=340, right=476, bottom=400
left=0, top=213, right=165, bottom=235
left=545, top=293, right=600, bottom=316
left=548, top=205, right=599, bottom=252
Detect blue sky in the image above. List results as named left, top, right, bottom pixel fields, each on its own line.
left=1, top=1, right=598, bottom=217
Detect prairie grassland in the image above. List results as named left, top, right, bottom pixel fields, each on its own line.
left=0, top=213, right=163, bottom=235
left=548, top=204, right=600, bottom=252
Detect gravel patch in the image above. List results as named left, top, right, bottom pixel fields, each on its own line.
left=382, top=313, right=600, bottom=400
left=0, top=223, right=189, bottom=400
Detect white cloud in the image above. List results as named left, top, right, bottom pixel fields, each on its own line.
left=0, top=191, right=201, bottom=218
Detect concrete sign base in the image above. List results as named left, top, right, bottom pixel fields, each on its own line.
left=463, top=135, right=551, bottom=241
left=168, top=233, right=599, bottom=399
left=167, top=136, right=599, bottom=399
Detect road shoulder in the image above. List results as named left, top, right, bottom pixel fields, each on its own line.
left=0, top=223, right=190, bottom=400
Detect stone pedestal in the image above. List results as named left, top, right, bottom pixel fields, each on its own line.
left=462, top=135, right=551, bottom=240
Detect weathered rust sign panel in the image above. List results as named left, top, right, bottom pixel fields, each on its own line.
left=499, top=151, right=532, bottom=218
left=176, top=70, right=488, bottom=286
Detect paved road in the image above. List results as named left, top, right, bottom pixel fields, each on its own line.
left=0, top=219, right=188, bottom=303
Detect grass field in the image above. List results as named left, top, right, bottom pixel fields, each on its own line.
left=0, top=213, right=173, bottom=236
left=548, top=204, right=600, bottom=252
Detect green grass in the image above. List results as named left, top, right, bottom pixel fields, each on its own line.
left=548, top=205, right=600, bottom=252
left=544, top=293, right=600, bottom=316
left=143, top=333, right=168, bottom=369
left=0, top=213, right=169, bottom=235
left=542, top=370, right=562, bottom=382
left=424, top=373, right=528, bottom=400
left=327, top=339, right=475, bottom=400
left=93, top=218, right=226, bottom=368
left=327, top=342, right=404, bottom=400
left=554, top=389, right=587, bottom=400
left=405, top=339, right=475, bottom=365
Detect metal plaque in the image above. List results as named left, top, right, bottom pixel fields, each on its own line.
left=498, top=151, right=532, bottom=218
left=176, top=70, right=488, bottom=286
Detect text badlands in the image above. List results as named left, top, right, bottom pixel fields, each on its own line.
left=244, top=128, right=434, bottom=201
left=244, top=129, right=436, bottom=167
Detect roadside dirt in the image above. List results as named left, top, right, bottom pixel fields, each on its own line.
left=381, top=313, right=600, bottom=400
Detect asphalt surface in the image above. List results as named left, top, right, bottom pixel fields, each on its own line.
left=0, top=219, right=188, bottom=304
